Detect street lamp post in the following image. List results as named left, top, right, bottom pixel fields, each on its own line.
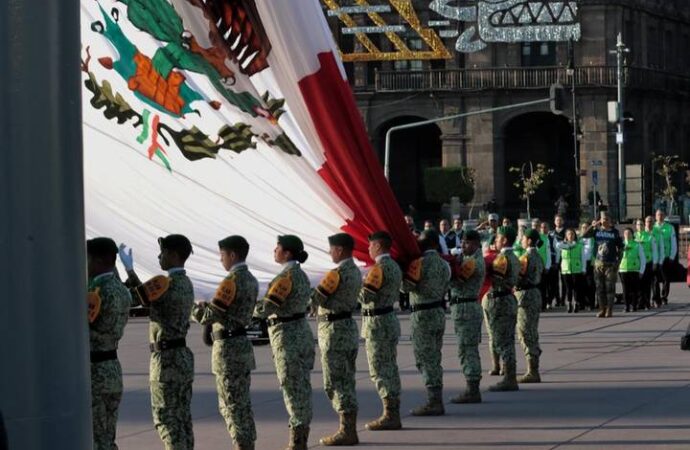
left=610, top=32, right=630, bottom=221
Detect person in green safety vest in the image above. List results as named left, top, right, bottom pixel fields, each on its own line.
left=555, top=229, right=592, bottom=313
left=653, top=210, right=677, bottom=306
left=635, top=217, right=659, bottom=310
left=530, top=219, right=552, bottom=312
left=578, top=222, right=597, bottom=310
left=619, top=228, right=646, bottom=312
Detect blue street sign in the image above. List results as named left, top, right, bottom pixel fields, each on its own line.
left=592, top=170, right=599, bottom=186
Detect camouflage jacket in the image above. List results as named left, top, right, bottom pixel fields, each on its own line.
left=401, top=250, right=450, bottom=305
left=450, top=248, right=486, bottom=300
left=358, top=254, right=402, bottom=309
left=311, top=258, right=362, bottom=315
left=488, top=247, right=520, bottom=295
left=191, top=263, right=258, bottom=331
left=88, top=272, right=130, bottom=352
left=517, top=247, right=543, bottom=290
left=254, top=261, right=311, bottom=319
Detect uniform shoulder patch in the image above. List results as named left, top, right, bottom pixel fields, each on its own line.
left=363, top=264, right=384, bottom=293
left=132, top=275, right=170, bottom=306
left=265, top=272, right=292, bottom=307
left=492, top=254, right=508, bottom=276
left=211, top=276, right=237, bottom=312
left=519, top=255, right=529, bottom=276
left=316, top=269, right=340, bottom=299
left=405, top=258, right=423, bottom=284
left=457, top=257, right=476, bottom=280
left=87, top=288, right=102, bottom=324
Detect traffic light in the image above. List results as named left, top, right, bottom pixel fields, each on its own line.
left=550, top=83, right=566, bottom=115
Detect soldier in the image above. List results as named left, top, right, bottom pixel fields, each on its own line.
left=401, top=230, right=451, bottom=416
left=583, top=213, right=624, bottom=318
left=482, top=226, right=521, bottom=392
left=253, top=235, right=314, bottom=450
left=359, top=231, right=403, bottom=431
left=87, top=237, right=131, bottom=450
left=653, top=210, right=677, bottom=306
left=119, top=235, right=195, bottom=449
left=311, top=233, right=362, bottom=446
left=515, top=229, right=545, bottom=383
left=448, top=230, right=486, bottom=404
left=190, top=236, right=257, bottom=450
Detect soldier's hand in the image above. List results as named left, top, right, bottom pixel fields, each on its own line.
left=118, top=244, right=134, bottom=271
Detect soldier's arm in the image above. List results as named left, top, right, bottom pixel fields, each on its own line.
left=191, top=302, right=223, bottom=325
left=254, top=276, right=290, bottom=318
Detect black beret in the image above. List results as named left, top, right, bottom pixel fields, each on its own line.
left=328, top=233, right=355, bottom=250
left=277, top=235, right=304, bottom=254
left=86, top=237, right=118, bottom=258
left=463, top=229, right=481, bottom=242
left=218, top=235, right=249, bottom=253
left=419, top=229, right=439, bottom=243
left=158, top=234, right=193, bottom=259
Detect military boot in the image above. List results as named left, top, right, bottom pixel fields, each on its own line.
left=450, top=380, right=481, bottom=404
left=488, top=363, right=519, bottom=392
left=286, top=425, right=309, bottom=450
left=605, top=307, right=613, bottom=318
left=411, top=387, right=444, bottom=416
left=488, top=352, right=501, bottom=376
left=319, top=411, right=358, bottom=446
left=596, top=306, right=606, bottom=318
left=365, top=398, right=402, bottom=431
left=517, top=357, right=541, bottom=383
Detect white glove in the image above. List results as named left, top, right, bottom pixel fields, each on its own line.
left=118, top=244, right=134, bottom=271
left=450, top=247, right=462, bottom=256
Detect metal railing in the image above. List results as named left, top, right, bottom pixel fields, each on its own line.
left=373, top=66, right=690, bottom=93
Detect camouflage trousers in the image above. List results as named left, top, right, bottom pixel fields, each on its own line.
left=269, top=320, right=315, bottom=428
left=594, top=262, right=618, bottom=309
left=151, top=380, right=194, bottom=450
left=363, top=313, right=401, bottom=400
left=482, top=294, right=518, bottom=367
left=318, top=319, right=359, bottom=414
left=410, top=307, right=446, bottom=388
left=450, top=300, right=483, bottom=383
left=516, top=289, right=542, bottom=359
left=91, top=360, right=123, bottom=450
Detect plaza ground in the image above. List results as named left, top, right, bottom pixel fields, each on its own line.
left=115, top=283, right=690, bottom=449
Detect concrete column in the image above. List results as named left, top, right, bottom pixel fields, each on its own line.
left=0, top=1, right=92, bottom=449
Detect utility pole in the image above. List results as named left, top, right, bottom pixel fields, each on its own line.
left=567, top=39, right=579, bottom=208
left=610, top=32, right=630, bottom=221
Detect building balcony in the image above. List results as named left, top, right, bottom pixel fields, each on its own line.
left=371, top=66, right=690, bottom=93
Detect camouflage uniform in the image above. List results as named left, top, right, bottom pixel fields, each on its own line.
left=127, top=268, right=195, bottom=450
left=449, top=248, right=485, bottom=384
left=515, top=248, right=544, bottom=382
left=359, top=254, right=402, bottom=402
left=191, top=263, right=258, bottom=448
left=254, top=261, right=315, bottom=430
left=311, top=258, right=361, bottom=415
left=401, top=250, right=450, bottom=389
left=482, top=247, right=520, bottom=390
left=88, top=272, right=130, bottom=450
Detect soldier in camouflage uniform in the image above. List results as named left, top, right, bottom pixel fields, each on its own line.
left=87, top=238, right=131, bottom=450
left=359, top=231, right=403, bottom=431
left=191, top=236, right=257, bottom=450
left=515, top=229, right=544, bottom=383
left=482, top=226, right=521, bottom=392
left=119, top=235, right=195, bottom=450
left=253, top=235, right=314, bottom=450
left=311, top=233, right=362, bottom=446
left=448, top=230, right=485, bottom=404
left=401, top=230, right=450, bottom=416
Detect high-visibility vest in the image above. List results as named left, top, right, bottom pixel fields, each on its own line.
left=619, top=241, right=641, bottom=272
left=654, top=222, right=674, bottom=259
left=560, top=241, right=584, bottom=275
left=537, top=233, right=549, bottom=266
left=634, top=230, right=653, bottom=263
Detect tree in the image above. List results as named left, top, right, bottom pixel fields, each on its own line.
left=509, top=162, right=554, bottom=219
left=653, top=154, right=688, bottom=216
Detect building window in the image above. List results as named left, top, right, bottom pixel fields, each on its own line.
left=521, top=42, right=556, bottom=66
left=394, top=37, right=424, bottom=71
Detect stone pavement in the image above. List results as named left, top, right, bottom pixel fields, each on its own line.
left=115, top=283, right=690, bottom=449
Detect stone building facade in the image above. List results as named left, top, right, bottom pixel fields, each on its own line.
left=326, top=0, right=690, bottom=221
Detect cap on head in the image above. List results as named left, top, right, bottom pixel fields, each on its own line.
left=488, top=213, right=499, bottom=222
left=497, top=226, right=517, bottom=244
left=328, top=233, right=355, bottom=251
left=525, top=229, right=542, bottom=247
left=463, top=229, right=481, bottom=242
left=368, top=230, right=393, bottom=249
left=87, top=237, right=118, bottom=260
left=218, top=235, right=249, bottom=259
left=158, top=234, right=193, bottom=260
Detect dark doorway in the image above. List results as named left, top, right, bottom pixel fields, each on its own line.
left=374, top=116, right=442, bottom=218
left=503, top=112, right=576, bottom=221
